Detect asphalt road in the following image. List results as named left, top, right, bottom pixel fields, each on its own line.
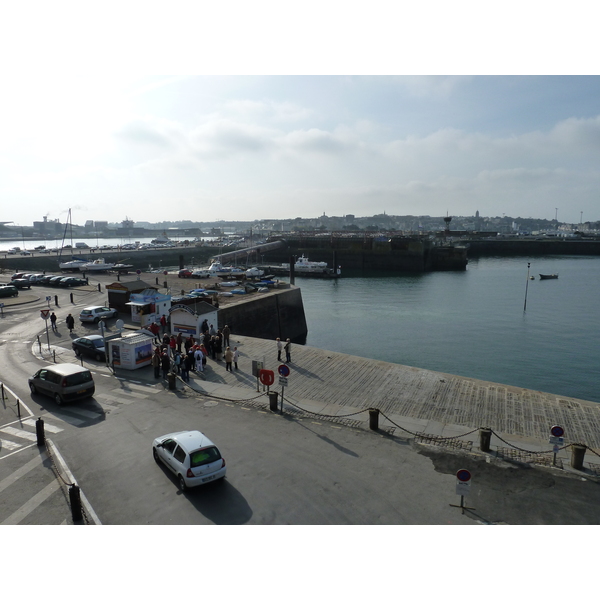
left=2, top=277, right=600, bottom=525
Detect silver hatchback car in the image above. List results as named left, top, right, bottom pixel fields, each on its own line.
left=152, top=430, right=227, bottom=491
left=29, top=363, right=95, bottom=405
left=79, top=305, right=118, bottom=323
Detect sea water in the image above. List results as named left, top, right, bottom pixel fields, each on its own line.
left=293, top=255, right=600, bottom=403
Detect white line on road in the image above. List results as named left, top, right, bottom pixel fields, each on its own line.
left=1, top=479, right=60, bottom=525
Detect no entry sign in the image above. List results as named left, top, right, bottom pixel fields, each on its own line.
left=456, top=469, right=471, bottom=482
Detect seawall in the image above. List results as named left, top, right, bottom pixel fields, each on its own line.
left=217, top=287, right=308, bottom=343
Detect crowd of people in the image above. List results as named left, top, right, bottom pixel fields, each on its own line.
left=149, top=319, right=239, bottom=382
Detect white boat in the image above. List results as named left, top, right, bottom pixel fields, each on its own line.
left=219, top=281, right=239, bottom=287
left=208, top=261, right=244, bottom=275
left=78, top=258, right=116, bottom=272
left=282, top=255, right=329, bottom=272
left=60, top=257, right=88, bottom=271
left=192, top=269, right=211, bottom=278
left=151, top=233, right=171, bottom=244
left=245, top=267, right=265, bottom=277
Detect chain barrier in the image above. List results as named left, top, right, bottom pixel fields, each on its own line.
left=177, top=374, right=269, bottom=403
left=43, top=438, right=90, bottom=524
left=379, top=410, right=480, bottom=440
left=282, top=394, right=372, bottom=419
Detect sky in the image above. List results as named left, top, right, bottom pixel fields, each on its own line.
left=1, top=4, right=599, bottom=228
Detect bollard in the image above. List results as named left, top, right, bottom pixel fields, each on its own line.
left=97, top=283, right=101, bottom=292
left=54, top=295, right=59, bottom=306
left=35, top=417, right=45, bottom=446
left=53, top=350, right=56, bottom=363
left=368, top=408, right=380, bottom=431
left=69, top=484, right=83, bottom=523
left=571, top=444, right=587, bottom=470
left=156, top=277, right=159, bottom=285
left=167, top=372, right=177, bottom=390
left=70, top=293, right=74, bottom=303
left=268, top=391, right=279, bottom=411
left=479, top=427, right=492, bottom=452
left=0, top=382, right=4, bottom=401
left=163, top=280, right=167, bottom=288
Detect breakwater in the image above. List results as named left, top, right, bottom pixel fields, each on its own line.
left=465, top=238, right=600, bottom=257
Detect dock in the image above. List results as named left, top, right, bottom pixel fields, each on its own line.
left=190, top=334, right=600, bottom=456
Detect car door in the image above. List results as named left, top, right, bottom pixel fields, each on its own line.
left=79, top=339, right=93, bottom=357
left=158, top=439, right=178, bottom=473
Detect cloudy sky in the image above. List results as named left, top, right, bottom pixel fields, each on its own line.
left=1, top=5, right=598, bottom=227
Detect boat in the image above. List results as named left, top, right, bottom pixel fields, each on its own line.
left=59, top=257, right=88, bottom=271
left=245, top=267, right=265, bottom=278
left=208, top=261, right=244, bottom=276
left=539, top=273, right=559, bottom=280
left=151, top=232, right=171, bottom=244
left=287, top=255, right=329, bottom=272
left=79, top=258, right=116, bottom=272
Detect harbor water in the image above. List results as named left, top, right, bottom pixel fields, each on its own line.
left=292, top=255, right=600, bottom=404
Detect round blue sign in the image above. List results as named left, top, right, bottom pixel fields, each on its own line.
left=278, top=364, right=290, bottom=377
left=551, top=425, right=564, bottom=437
left=136, top=269, right=141, bottom=275
left=456, top=469, right=471, bottom=482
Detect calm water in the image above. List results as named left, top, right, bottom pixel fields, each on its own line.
left=292, top=256, right=600, bottom=403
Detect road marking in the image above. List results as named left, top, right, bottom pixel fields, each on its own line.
left=62, top=407, right=104, bottom=420
left=1, top=479, right=61, bottom=525
left=0, top=450, right=47, bottom=494
left=0, top=439, right=22, bottom=451
left=22, top=419, right=63, bottom=434
left=1, top=427, right=38, bottom=442
left=50, top=413, right=86, bottom=426
left=94, top=392, right=134, bottom=405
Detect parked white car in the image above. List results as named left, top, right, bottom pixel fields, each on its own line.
left=152, top=430, right=226, bottom=491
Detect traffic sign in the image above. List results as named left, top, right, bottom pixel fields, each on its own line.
left=259, top=369, right=275, bottom=386
left=551, top=425, right=564, bottom=438
left=279, top=376, right=288, bottom=387
left=278, top=364, right=290, bottom=377
left=40, top=309, right=50, bottom=319
left=549, top=436, right=564, bottom=445
left=456, top=481, right=471, bottom=496
left=136, top=269, right=141, bottom=275
left=456, top=469, right=471, bottom=482
left=45, top=296, right=52, bottom=302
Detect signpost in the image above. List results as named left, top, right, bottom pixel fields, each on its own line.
left=0, top=302, right=4, bottom=316
left=40, top=309, right=50, bottom=349
left=277, top=363, right=290, bottom=411
left=449, top=469, right=474, bottom=514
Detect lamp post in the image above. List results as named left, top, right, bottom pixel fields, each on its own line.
left=524, top=262, right=531, bottom=311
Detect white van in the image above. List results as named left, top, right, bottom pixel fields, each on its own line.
left=28, top=364, right=95, bottom=405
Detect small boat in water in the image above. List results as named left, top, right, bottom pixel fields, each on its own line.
left=539, top=273, right=559, bottom=280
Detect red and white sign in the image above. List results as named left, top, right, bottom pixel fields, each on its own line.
left=40, top=309, right=50, bottom=319
left=259, top=369, right=275, bottom=386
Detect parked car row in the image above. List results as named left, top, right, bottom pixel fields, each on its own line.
left=9, top=273, right=89, bottom=287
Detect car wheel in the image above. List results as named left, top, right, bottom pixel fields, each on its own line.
left=153, top=448, right=160, bottom=463
left=93, top=317, right=100, bottom=324
left=178, top=475, right=187, bottom=492
left=29, top=382, right=37, bottom=394
left=74, top=348, right=81, bottom=357
left=54, top=393, right=63, bottom=406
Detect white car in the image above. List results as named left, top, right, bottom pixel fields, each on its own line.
left=79, top=305, right=118, bottom=323
left=152, top=430, right=227, bottom=491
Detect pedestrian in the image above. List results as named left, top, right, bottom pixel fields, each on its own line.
left=161, top=351, right=170, bottom=379
left=160, top=314, right=167, bottom=334
left=182, top=353, right=192, bottom=382
left=194, top=346, right=204, bottom=372
left=284, top=338, right=292, bottom=363
left=200, top=344, right=208, bottom=368
left=209, top=323, right=216, bottom=337
left=210, top=336, right=217, bottom=360
left=66, top=313, right=75, bottom=333
left=201, top=319, right=209, bottom=334
left=214, top=335, right=223, bottom=361
left=223, top=324, right=230, bottom=348
left=169, top=335, right=176, bottom=357
left=50, top=312, right=57, bottom=332
left=224, top=346, right=233, bottom=372
left=151, top=348, right=161, bottom=379
left=187, top=346, right=196, bottom=371
left=173, top=351, right=182, bottom=374
left=176, top=332, right=183, bottom=354
left=233, top=346, right=239, bottom=370
left=276, top=337, right=282, bottom=361
left=149, top=321, right=160, bottom=341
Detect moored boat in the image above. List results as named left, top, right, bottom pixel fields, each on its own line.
left=539, top=273, right=559, bottom=280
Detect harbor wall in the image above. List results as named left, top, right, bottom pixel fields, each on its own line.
left=217, top=287, right=308, bottom=343
left=466, top=239, right=600, bottom=257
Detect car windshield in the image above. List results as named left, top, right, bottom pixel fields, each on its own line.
left=190, top=446, right=221, bottom=467
left=65, top=371, right=93, bottom=385
left=92, top=339, right=104, bottom=348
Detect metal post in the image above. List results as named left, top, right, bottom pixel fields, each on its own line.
left=70, top=293, right=74, bottom=303
left=268, top=391, right=278, bottom=411
left=69, top=484, right=83, bottom=523
left=368, top=408, right=380, bottom=431
left=479, top=427, right=492, bottom=452
left=571, top=444, right=587, bottom=470
left=54, top=295, right=59, bottom=306
left=35, top=417, right=45, bottom=446
left=524, top=262, right=531, bottom=311
left=0, top=382, right=3, bottom=401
